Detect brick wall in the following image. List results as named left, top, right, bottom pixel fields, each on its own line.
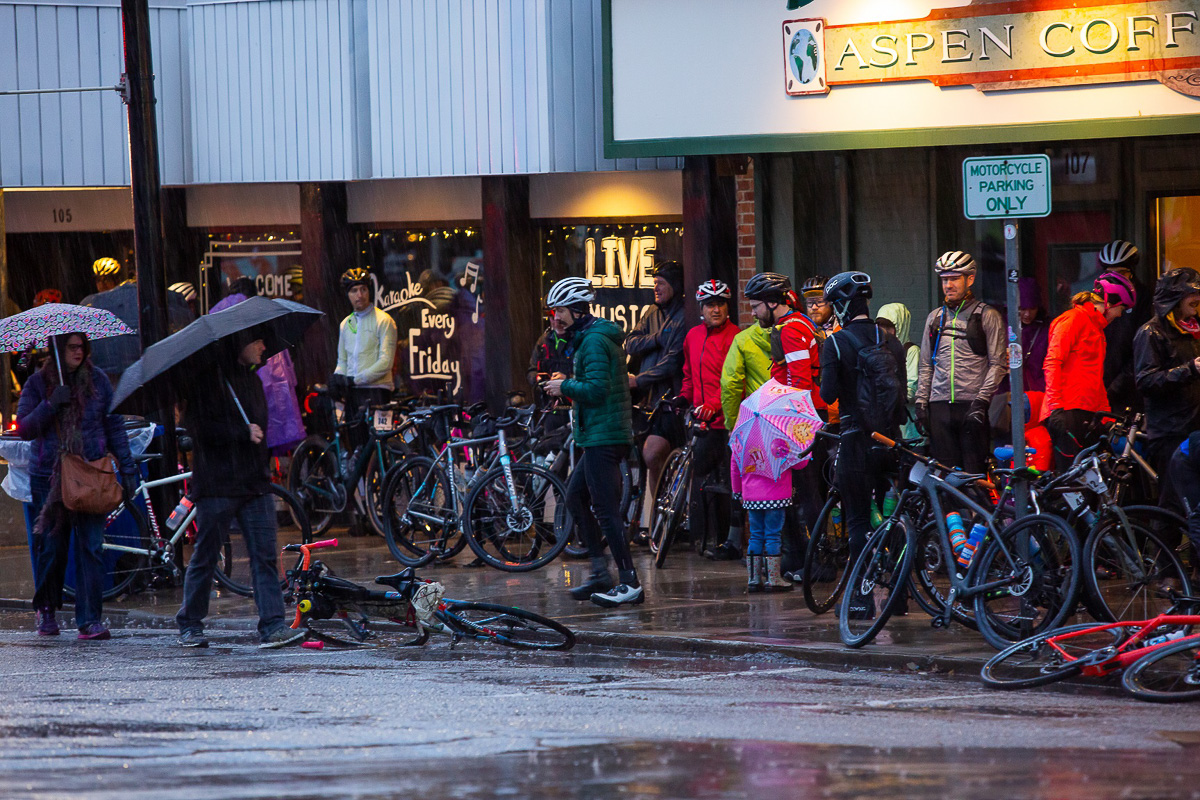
left=735, top=160, right=756, bottom=320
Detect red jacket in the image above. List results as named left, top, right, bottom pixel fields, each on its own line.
left=1041, top=302, right=1110, bottom=420
left=770, top=310, right=825, bottom=409
left=681, top=319, right=740, bottom=430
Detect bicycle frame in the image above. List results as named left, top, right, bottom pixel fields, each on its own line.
left=306, top=415, right=405, bottom=508
left=404, top=429, right=514, bottom=530
left=105, top=470, right=195, bottom=562
left=1045, top=614, right=1200, bottom=678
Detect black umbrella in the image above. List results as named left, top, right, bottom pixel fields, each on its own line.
left=111, top=296, right=323, bottom=411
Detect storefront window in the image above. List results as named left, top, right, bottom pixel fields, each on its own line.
left=357, top=228, right=484, bottom=402
left=203, top=232, right=302, bottom=310
left=1158, top=196, right=1200, bottom=277
left=539, top=222, right=684, bottom=332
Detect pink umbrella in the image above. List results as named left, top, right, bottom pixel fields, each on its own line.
left=730, top=379, right=824, bottom=481
left=0, top=303, right=136, bottom=381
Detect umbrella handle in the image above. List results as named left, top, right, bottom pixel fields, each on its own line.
left=51, top=336, right=63, bottom=384
left=226, top=380, right=251, bottom=425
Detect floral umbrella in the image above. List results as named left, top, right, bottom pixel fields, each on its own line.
left=0, top=303, right=135, bottom=352
left=730, top=378, right=824, bottom=482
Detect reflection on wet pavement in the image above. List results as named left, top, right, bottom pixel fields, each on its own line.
left=5, top=738, right=1198, bottom=800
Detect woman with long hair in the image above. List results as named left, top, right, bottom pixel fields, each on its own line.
left=16, top=333, right=136, bottom=639
left=1041, top=272, right=1137, bottom=471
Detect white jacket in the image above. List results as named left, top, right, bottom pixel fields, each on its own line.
left=336, top=307, right=398, bottom=390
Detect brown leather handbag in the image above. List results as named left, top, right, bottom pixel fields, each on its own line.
left=60, top=453, right=123, bottom=515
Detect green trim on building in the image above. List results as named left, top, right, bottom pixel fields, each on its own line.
left=601, top=0, right=1200, bottom=158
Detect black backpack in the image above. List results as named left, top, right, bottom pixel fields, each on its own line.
left=831, top=326, right=903, bottom=434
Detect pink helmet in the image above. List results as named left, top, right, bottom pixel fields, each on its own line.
left=1094, top=271, right=1137, bottom=312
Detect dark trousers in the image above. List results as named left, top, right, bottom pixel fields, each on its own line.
left=566, top=445, right=635, bottom=575
left=345, top=387, right=392, bottom=451
left=1168, top=447, right=1200, bottom=563
left=689, top=429, right=730, bottom=554
left=1044, top=409, right=1100, bottom=473
left=929, top=401, right=989, bottom=474
left=176, top=493, right=285, bottom=637
left=836, top=430, right=888, bottom=559
left=1147, top=436, right=1187, bottom=510
left=30, top=475, right=106, bottom=629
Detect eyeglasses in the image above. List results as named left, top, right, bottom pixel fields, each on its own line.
left=65, top=343, right=85, bottom=352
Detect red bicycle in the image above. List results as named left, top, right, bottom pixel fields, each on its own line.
left=981, top=593, right=1200, bottom=702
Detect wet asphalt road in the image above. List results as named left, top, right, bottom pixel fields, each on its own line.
left=1, top=621, right=1199, bottom=800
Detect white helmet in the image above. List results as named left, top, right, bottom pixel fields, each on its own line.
left=1099, top=240, right=1139, bottom=270
left=934, top=251, right=976, bottom=277
left=169, top=281, right=197, bottom=302
left=695, top=279, right=732, bottom=304
left=546, top=277, right=595, bottom=310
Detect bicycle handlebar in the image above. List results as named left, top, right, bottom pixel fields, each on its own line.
left=305, top=539, right=339, bottom=551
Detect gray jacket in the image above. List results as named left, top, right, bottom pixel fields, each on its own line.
left=917, top=298, right=1007, bottom=405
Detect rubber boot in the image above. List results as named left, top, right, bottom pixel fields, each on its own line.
left=746, top=556, right=764, bottom=594
left=570, top=557, right=615, bottom=601
left=763, top=556, right=794, bottom=592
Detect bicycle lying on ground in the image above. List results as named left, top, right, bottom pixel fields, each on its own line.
left=282, top=539, right=575, bottom=650
left=981, top=592, right=1200, bottom=702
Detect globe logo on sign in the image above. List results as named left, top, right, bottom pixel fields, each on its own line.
left=789, top=27, right=820, bottom=85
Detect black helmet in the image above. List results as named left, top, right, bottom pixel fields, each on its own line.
left=743, top=272, right=793, bottom=303
left=341, top=268, right=372, bottom=292
left=824, top=271, right=872, bottom=322
left=801, top=275, right=829, bottom=299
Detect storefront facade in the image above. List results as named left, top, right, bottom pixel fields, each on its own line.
left=605, top=0, right=1200, bottom=328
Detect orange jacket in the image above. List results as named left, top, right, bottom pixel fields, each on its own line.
left=1041, top=302, right=1110, bottom=421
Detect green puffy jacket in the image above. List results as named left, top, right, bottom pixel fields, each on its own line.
left=562, top=317, right=634, bottom=448
left=721, top=324, right=773, bottom=429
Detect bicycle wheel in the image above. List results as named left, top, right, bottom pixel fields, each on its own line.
left=438, top=600, right=575, bottom=650
left=215, top=484, right=313, bottom=597
left=362, top=449, right=390, bottom=538
left=971, top=513, right=1081, bottom=650
left=1084, top=511, right=1192, bottom=623
left=1121, top=637, right=1200, bottom=702
left=288, top=435, right=339, bottom=536
left=648, top=449, right=684, bottom=557
left=981, top=622, right=1126, bottom=690
left=802, top=491, right=851, bottom=615
left=64, top=496, right=154, bottom=601
left=464, top=463, right=569, bottom=572
left=650, top=450, right=690, bottom=569
left=838, top=515, right=917, bottom=648
left=910, top=520, right=977, bottom=629
left=382, top=456, right=454, bottom=567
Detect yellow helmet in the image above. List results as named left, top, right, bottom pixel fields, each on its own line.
left=93, top=257, right=121, bottom=277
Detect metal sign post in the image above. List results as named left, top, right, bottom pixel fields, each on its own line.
left=963, top=154, right=1052, bottom=520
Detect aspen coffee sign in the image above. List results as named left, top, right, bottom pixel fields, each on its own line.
left=784, top=1, right=1200, bottom=97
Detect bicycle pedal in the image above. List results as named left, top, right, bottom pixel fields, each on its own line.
left=930, top=616, right=947, bottom=629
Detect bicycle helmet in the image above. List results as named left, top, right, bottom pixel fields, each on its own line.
left=546, top=277, right=596, bottom=310
left=1099, top=240, right=1139, bottom=271
left=92, top=257, right=121, bottom=277
left=33, top=288, right=62, bottom=306
left=695, top=279, right=732, bottom=304
left=168, top=281, right=197, bottom=302
left=934, top=251, right=977, bottom=277
left=801, top=274, right=829, bottom=299
left=1094, top=271, right=1137, bottom=312
left=743, top=272, right=794, bottom=304
left=824, top=271, right=873, bottom=323
left=340, top=268, right=372, bottom=292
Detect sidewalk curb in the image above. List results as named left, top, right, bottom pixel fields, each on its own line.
left=0, top=597, right=987, bottom=674
left=573, top=630, right=986, bottom=675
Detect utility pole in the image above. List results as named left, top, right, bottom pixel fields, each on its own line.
left=121, top=0, right=176, bottom=474
left=0, top=190, right=10, bottom=430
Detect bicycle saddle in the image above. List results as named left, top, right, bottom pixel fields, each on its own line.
left=945, top=472, right=987, bottom=488
left=375, top=568, right=416, bottom=591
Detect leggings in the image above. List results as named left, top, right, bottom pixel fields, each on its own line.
left=566, top=444, right=634, bottom=573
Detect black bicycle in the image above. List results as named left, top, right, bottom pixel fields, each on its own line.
left=282, top=539, right=575, bottom=650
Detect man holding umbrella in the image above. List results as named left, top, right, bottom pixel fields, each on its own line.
left=175, top=327, right=304, bottom=649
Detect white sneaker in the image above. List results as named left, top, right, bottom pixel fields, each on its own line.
left=590, top=583, right=645, bottom=608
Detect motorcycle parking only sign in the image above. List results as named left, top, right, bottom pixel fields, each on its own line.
left=962, top=155, right=1052, bottom=220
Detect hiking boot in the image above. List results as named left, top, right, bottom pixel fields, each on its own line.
left=260, top=626, right=306, bottom=649
left=570, top=557, right=615, bottom=601
left=764, top=556, right=794, bottom=592
left=590, top=583, right=645, bottom=608
left=35, top=608, right=59, bottom=637
left=709, top=542, right=742, bottom=561
left=179, top=629, right=209, bottom=648
left=77, top=623, right=111, bottom=641
left=747, top=556, right=764, bottom=594
left=630, top=528, right=650, bottom=547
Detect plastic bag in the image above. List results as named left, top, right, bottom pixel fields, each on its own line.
left=0, top=438, right=32, bottom=503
